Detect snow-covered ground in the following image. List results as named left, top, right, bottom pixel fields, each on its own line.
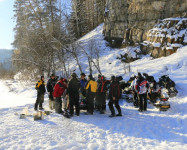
left=0, top=24, right=187, bottom=149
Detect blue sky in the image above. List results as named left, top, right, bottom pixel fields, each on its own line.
left=0, top=0, right=15, bottom=49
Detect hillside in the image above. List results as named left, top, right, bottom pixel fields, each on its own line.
left=0, top=23, right=187, bottom=149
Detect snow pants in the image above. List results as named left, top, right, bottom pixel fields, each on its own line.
left=35, top=93, right=44, bottom=110
left=139, top=93, right=147, bottom=111
left=133, top=92, right=139, bottom=106
left=86, top=92, right=96, bottom=114
left=62, top=97, right=69, bottom=112
left=49, top=98, right=55, bottom=110
left=55, top=97, right=63, bottom=114
left=96, top=92, right=106, bottom=112
left=69, top=94, right=80, bottom=116
left=108, top=99, right=121, bottom=115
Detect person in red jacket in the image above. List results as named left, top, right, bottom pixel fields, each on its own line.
left=53, top=77, right=67, bottom=114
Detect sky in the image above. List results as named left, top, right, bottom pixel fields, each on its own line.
left=0, top=0, right=15, bottom=49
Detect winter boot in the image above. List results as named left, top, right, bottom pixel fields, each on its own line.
left=109, top=114, right=115, bottom=117
left=116, top=106, right=122, bottom=116
left=76, top=110, right=80, bottom=116
left=34, top=103, right=38, bottom=111
left=116, top=114, right=122, bottom=116
left=39, top=107, right=44, bottom=110
left=108, top=101, right=115, bottom=116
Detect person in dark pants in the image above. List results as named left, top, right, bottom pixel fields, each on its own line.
left=85, top=75, right=97, bottom=115
left=47, top=74, right=57, bottom=110
left=108, top=76, right=122, bottom=117
left=97, top=76, right=110, bottom=114
left=34, top=76, right=46, bottom=111
left=66, top=73, right=81, bottom=116
left=53, top=78, right=67, bottom=114
left=135, top=72, right=149, bottom=112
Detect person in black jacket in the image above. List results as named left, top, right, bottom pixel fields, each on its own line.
left=66, top=73, right=81, bottom=116
left=47, top=74, right=57, bottom=110
left=108, top=76, right=122, bottom=117
left=34, top=76, right=46, bottom=111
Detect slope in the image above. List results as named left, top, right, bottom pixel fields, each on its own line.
left=0, top=24, right=187, bottom=149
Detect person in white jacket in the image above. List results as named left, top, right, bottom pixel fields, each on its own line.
left=135, top=73, right=149, bottom=112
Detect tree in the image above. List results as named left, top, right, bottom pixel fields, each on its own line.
left=13, top=0, right=66, bottom=77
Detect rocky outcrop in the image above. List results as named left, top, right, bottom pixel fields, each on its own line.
left=103, top=0, right=187, bottom=49
left=142, top=18, right=187, bottom=58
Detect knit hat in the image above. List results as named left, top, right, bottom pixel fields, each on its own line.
left=80, top=73, right=86, bottom=77
left=88, top=74, right=93, bottom=79
left=63, top=78, right=68, bottom=83
left=60, top=77, right=64, bottom=80
left=41, top=76, right=44, bottom=79
left=71, top=73, right=77, bottom=78
left=98, top=74, right=102, bottom=78
left=50, top=74, right=55, bottom=77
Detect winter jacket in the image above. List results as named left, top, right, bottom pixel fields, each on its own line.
left=66, top=77, right=81, bottom=96
left=135, top=79, right=149, bottom=94
left=108, top=81, right=121, bottom=99
left=80, top=78, right=87, bottom=96
left=85, top=80, right=97, bottom=93
left=97, top=79, right=110, bottom=93
left=47, top=78, right=57, bottom=93
left=53, top=80, right=67, bottom=98
left=35, top=80, right=46, bottom=94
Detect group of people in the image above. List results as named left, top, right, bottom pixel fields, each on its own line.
left=34, top=73, right=122, bottom=117
left=34, top=71, right=161, bottom=117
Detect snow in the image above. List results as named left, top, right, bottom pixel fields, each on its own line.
left=1, top=24, right=187, bottom=149
left=148, top=17, right=187, bottom=50
left=152, top=42, right=161, bottom=47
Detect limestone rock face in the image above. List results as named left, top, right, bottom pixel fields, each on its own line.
left=142, top=18, right=187, bottom=58
left=103, top=0, right=187, bottom=46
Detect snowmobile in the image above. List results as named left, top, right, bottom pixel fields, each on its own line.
left=158, top=75, right=178, bottom=97
left=79, top=93, right=87, bottom=110
left=121, top=83, right=134, bottom=102
left=153, top=87, right=170, bottom=111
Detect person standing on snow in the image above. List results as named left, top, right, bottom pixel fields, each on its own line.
left=34, top=76, right=46, bottom=111
left=97, top=75, right=110, bottom=114
left=85, top=74, right=97, bottom=115
left=53, top=77, right=67, bottom=114
left=47, top=74, right=57, bottom=110
left=108, top=76, right=122, bottom=117
left=66, top=73, right=81, bottom=116
left=135, top=72, right=149, bottom=112
left=80, top=73, right=87, bottom=98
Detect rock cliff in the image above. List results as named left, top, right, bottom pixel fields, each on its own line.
left=103, top=0, right=187, bottom=57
